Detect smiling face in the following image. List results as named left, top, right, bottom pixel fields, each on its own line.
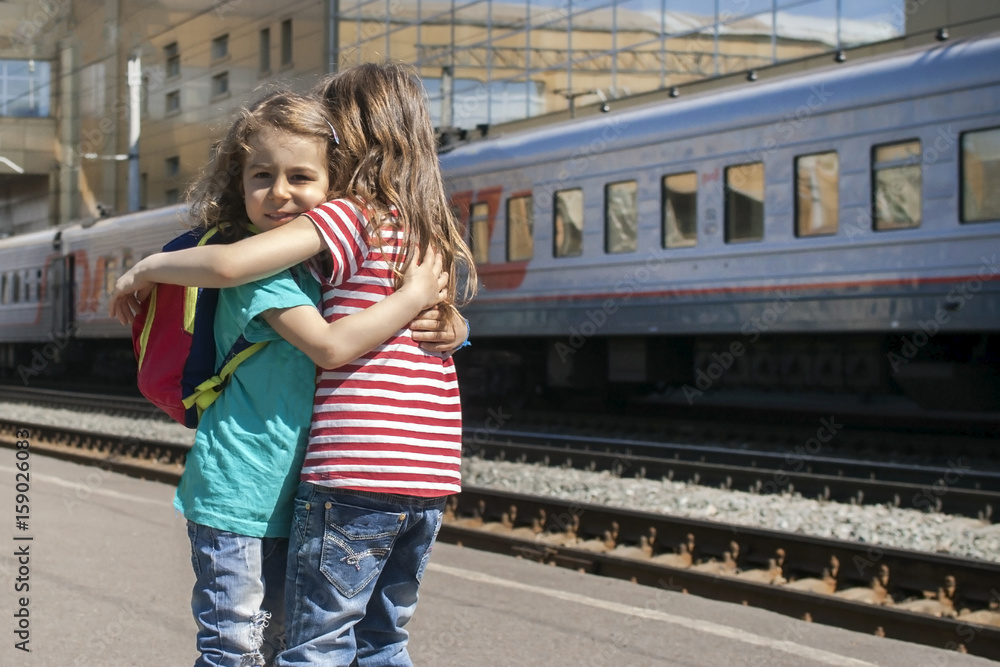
left=241, top=126, right=330, bottom=232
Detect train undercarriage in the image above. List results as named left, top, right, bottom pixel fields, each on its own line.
left=2, top=332, right=997, bottom=415
left=459, top=332, right=1000, bottom=414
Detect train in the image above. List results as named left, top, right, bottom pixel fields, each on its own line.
left=440, top=32, right=1000, bottom=412
left=2, top=33, right=999, bottom=412
left=0, top=205, right=189, bottom=384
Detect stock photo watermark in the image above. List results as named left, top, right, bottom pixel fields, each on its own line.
left=10, top=427, right=33, bottom=653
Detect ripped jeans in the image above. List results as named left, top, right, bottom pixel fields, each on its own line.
left=187, top=521, right=288, bottom=667
left=277, top=484, right=446, bottom=667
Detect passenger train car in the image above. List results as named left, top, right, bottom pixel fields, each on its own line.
left=0, top=206, right=189, bottom=382
left=440, top=32, right=1000, bottom=410
left=1, top=34, right=998, bottom=411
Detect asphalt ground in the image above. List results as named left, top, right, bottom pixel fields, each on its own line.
left=0, top=453, right=994, bottom=666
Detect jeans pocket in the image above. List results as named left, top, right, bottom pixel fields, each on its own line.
left=291, top=496, right=311, bottom=544
left=186, top=521, right=202, bottom=578
left=319, top=501, right=403, bottom=599
left=415, top=508, right=445, bottom=584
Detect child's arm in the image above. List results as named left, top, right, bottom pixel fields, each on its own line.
left=263, top=247, right=448, bottom=369
left=110, top=216, right=322, bottom=322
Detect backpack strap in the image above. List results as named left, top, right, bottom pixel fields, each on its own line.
left=181, top=336, right=268, bottom=420
left=134, top=286, right=159, bottom=372
left=178, top=224, right=267, bottom=423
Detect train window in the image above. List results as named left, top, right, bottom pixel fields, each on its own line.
left=0, top=274, right=6, bottom=304
left=725, top=162, right=764, bottom=243
left=605, top=181, right=638, bottom=254
left=104, top=257, right=119, bottom=295
left=960, top=127, right=1000, bottom=223
left=506, top=195, right=533, bottom=261
left=11, top=273, right=20, bottom=304
left=554, top=188, right=583, bottom=257
left=470, top=202, right=490, bottom=264
left=872, top=140, right=921, bottom=230
left=662, top=172, right=697, bottom=248
left=795, top=152, right=839, bottom=237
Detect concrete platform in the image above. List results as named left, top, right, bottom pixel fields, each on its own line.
left=0, top=453, right=995, bottom=666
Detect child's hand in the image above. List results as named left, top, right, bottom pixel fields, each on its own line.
left=411, top=306, right=468, bottom=353
left=108, top=266, right=155, bottom=325
left=400, top=246, right=448, bottom=311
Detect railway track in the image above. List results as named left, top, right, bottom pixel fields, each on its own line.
left=2, top=418, right=999, bottom=659
left=3, top=389, right=998, bottom=521
left=0, top=385, right=163, bottom=419
left=443, top=488, right=1000, bottom=660
left=462, top=405, right=1000, bottom=467
left=468, top=432, right=1000, bottom=523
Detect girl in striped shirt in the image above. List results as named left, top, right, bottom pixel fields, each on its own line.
left=110, top=62, right=477, bottom=666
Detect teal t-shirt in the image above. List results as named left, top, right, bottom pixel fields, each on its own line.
left=174, top=266, right=321, bottom=538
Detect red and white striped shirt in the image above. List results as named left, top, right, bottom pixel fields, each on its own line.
left=300, top=199, right=462, bottom=497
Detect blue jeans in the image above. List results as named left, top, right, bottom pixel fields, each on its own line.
left=187, top=521, right=288, bottom=666
left=278, top=483, right=446, bottom=667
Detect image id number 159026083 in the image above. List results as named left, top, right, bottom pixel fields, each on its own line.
left=13, top=428, right=31, bottom=653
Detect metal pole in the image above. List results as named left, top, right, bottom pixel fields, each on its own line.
left=328, top=0, right=340, bottom=72
left=127, top=53, right=141, bottom=212
left=441, top=65, right=454, bottom=129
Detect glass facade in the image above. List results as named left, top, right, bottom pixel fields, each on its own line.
left=0, top=60, right=50, bottom=118
left=333, top=0, right=904, bottom=128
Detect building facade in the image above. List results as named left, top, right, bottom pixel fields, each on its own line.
left=0, top=0, right=996, bottom=235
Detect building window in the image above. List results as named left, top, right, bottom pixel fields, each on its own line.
left=165, top=189, right=180, bottom=204
left=605, top=181, right=637, bottom=254
left=662, top=172, right=697, bottom=248
left=795, top=152, right=839, bottom=237
left=0, top=59, right=51, bottom=117
left=960, top=127, right=1000, bottom=223
left=725, top=162, right=764, bottom=243
left=165, top=156, right=179, bottom=178
left=506, top=195, right=533, bottom=261
left=280, top=19, right=293, bottom=67
left=165, top=90, right=180, bottom=113
left=211, top=72, right=229, bottom=98
left=259, top=28, right=271, bottom=73
left=164, top=42, right=180, bottom=78
left=211, top=34, right=229, bottom=61
left=554, top=188, right=583, bottom=257
left=872, top=140, right=921, bottom=230
left=470, top=202, right=490, bottom=264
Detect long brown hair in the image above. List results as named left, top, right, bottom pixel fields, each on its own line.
left=312, top=62, right=477, bottom=307
left=186, top=89, right=338, bottom=242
